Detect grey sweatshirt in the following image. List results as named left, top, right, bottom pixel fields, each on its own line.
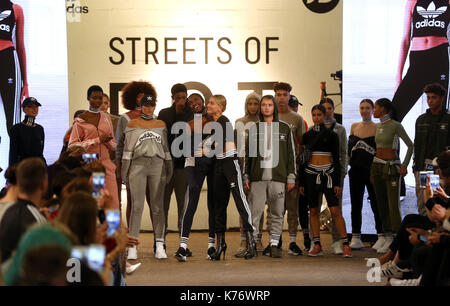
left=121, top=127, right=173, bottom=183
left=326, top=119, right=348, bottom=178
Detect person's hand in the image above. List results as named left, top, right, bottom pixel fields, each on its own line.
left=431, top=204, right=447, bottom=224
left=113, top=224, right=129, bottom=254
left=126, top=234, right=140, bottom=248
left=96, top=222, right=107, bottom=244
left=244, top=182, right=250, bottom=192
left=287, top=183, right=295, bottom=193
left=100, top=134, right=113, bottom=143
left=299, top=186, right=305, bottom=196
left=424, top=177, right=433, bottom=203
left=39, top=207, right=51, bottom=220
left=434, top=185, right=449, bottom=201
left=320, top=81, right=326, bottom=91
left=85, top=159, right=104, bottom=173
left=21, top=83, right=29, bottom=101
left=400, top=166, right=407, bottom=177
left=334, top=186, right=342, bottom=198
left=98, top=189, right=114, bottom=210
left=406, top=228, right=423, bottom=246
left=427, top=232, right=444, bottom=245
left=406, top=227, right=428, bottom=236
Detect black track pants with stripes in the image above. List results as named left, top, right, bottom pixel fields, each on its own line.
left=213, top=157, right=255, bottom=234
left=0, top=47, right=22, bottom=136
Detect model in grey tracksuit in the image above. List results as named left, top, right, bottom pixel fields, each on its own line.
left=122, top=127, right=173, bottom=242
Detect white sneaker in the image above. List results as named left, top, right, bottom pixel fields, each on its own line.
left=377, top=236, right=393, bottom=254
left=155, top=242, right=168, bottom=259
left=331, top=241, right=343, bottom=255
left=350, top=236, right=365, bottom=249
left=126, top=262, right=141, bottom=274
left=372, top=235, right=386, bottom=250
left=381, top=261, right=411, bottom=278
left=390, top=275, right=422, bottom=286
left=127, top=246, right=137, bottom=260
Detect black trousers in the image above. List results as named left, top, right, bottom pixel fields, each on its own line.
left=0, top=47, right=22, bottom=135
left=213, top=157, right=254, bottom=234
left=181, top=157, right=216, bottom=240
left=348, top=166, right=382, bottom=234
left=389, top=214, right=435, bottom=261
left=392, top=43, right=449, bottom=122
left=420, top=241, right=450, bottom=286
left=297, top=193, right=309, bottom=233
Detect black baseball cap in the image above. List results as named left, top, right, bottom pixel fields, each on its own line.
left=140, top=94, right=156, bottom=107
left=288, top=95, right=302, bottom=107
left=22, top=97, right=42, bottom=108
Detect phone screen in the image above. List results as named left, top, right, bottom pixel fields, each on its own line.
left=430, top=174, right=440, bottom=190
left=86, top=244, right=106, bottom=273
left=92, top=172, right=105, bottom=199
left=106, top=210, right=120, bottom=237
left=419, top=171, right=429, bottom=188
left=419, top=235, right=428, bottom=243
left=82, top=153, right=99, bottom=163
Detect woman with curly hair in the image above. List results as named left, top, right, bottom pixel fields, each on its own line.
left=115, top=81, right=157, bottom=227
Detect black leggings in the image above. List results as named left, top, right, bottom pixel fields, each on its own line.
left=389, top=214, right=435, bottom=260
left=348, top=166, right=382, bottom=234
left=392, top=43, right=449, bottom=122
left=213, top=157, right=254, bottom=234
left=0, top=47, right=22, bottom=135
left=180, top=157, right=216, bottom=240
left=297, top=193, right=309, bottom=233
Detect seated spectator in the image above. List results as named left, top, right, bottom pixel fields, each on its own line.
left=2, top=223, right=73, bottom=286
left=380, top=150, right=450, bottom=285
left=0, top=165, right=19, bottom=222
left=0, top=158, right=48, bottom=262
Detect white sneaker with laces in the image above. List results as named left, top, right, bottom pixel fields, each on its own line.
left=331, top=241, right=343, bottom=255
left=372, top=235, right=386, bottom=250
left=382, top=261, right=411, bottom=278
left=127, top=246, right=137, bottom=260
left=377, top=236, right=393, bottom=254
left=155, top=242, right=168, bottom=259
left=350, top=236, right=365, bottom=249
left=389, top=275, right=422, bottom=286
left=126, top=263, right=141, bottom=274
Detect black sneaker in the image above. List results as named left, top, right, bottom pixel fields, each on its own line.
left=277, top=238, right=282, bottom=250
left=270, top=245, right=282, bottom=258
left=174, top=247, right=187, bottom=262
left=186, top=248, right=193, bottom=257
left=303, top=236, right=311, bottom=252
left=262, top=244, right=271, bottom=256
left=288, top=242, right=303, bottom=256
left=207, top=246, right=216, bottom=259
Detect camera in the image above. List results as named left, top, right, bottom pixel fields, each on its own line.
left=330, top=70, right=342, bottom=81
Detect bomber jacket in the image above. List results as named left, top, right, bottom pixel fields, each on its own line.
left=243, top=120, right=296, bottom=184
left=414, top=108, right=450, bottom=171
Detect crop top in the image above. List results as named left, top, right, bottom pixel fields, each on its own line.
left=375, top=120, right=413, bottom=168
left=412, top=0, right=450, bottom=38
left=302, top=124, right=341, bottom=183
left=348, top=135, right=376, bottom=170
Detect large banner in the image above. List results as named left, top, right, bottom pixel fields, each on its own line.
left=0, top=0, right=69, bottom=186
left=66, top=0, right=343, bottom=125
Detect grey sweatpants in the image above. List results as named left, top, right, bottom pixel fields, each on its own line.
left=249, top=181, right=285, bottom=245
left=128, top=157, right=166, bottom=241
left=163, top=168, right=188, bottom=233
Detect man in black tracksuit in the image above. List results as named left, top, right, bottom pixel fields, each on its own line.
left=414, top=83, right=450, bottom=216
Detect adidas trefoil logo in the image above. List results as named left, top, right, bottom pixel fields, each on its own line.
left=417, top=2, right=447, bottom=18
left=416, top=2, right=447, bottom=29
left=0, top=10, right=11, bottom=22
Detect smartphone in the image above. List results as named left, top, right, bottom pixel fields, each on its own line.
left=419, top=171, right=430, bottom=188
left=71, top=244, right=105, bottom=274
left=86, top=244, right=106, bottom=273
left=430, top=174, right=440, bottom=191
left=106, top=210, right=120, bottom=237
left=92, top=172, right=105, bottom=199
left=418, top=235, right=428, bottom=243
left=82, top=153, right=98, bottom=163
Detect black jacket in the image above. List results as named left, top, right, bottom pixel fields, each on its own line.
left=158, top=101, right=194, bottom=169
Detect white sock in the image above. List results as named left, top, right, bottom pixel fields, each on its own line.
left=270, top=239, right=278, bottom=246
left=180, top=243, right=187, bottom=250
left=289, top=235, right=296, bottom=244
left=352, top=233, right=361, bottom=239
left=208, top=243, right=214, bottom=249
